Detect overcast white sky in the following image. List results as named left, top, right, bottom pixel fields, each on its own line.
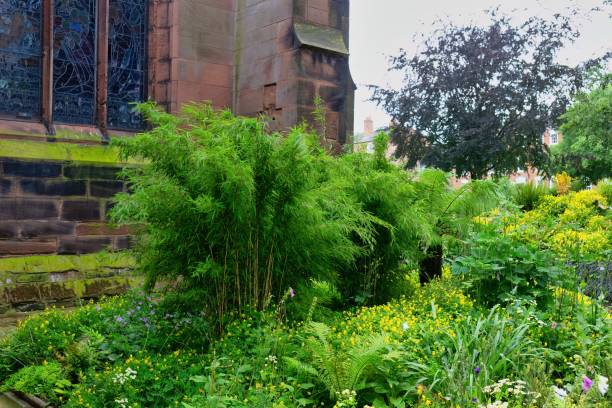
left=349, top=0, right=612, bottom=134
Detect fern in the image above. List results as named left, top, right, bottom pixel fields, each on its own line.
left=285, top=322, right=389, bottom=400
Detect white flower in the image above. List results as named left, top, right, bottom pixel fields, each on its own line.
left=402, top=322, right=409, bottom=331
left=597, top=375, right=608, bottom=395
left=113, top=368, right=138, bottom=384
left=552, top=386, right=568, bottom=401
left=484, top=402, right=508, bottom=408
left=115, top=398, right=129, bottom=408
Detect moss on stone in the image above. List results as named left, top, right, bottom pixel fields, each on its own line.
left=0, top=139, right=142, bottom=165
left=64, top=279, right=87, bottom=298
left=0, top=252, right=135, bottom=275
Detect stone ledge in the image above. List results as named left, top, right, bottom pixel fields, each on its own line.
left=0, top=253, right=135, bottom=275
left=0, top=139, right=142, bottom=166
left=0, top=253, right=138, bottom=314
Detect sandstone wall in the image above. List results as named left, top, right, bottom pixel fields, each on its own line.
left=0, top=157, right=130, bottom=257
left=0, top=253, right=137, bottom=313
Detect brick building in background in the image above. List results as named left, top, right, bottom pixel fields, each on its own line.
left=0, top=0, right=354, bottom=311
left=353, top=117, right=561, bottom=187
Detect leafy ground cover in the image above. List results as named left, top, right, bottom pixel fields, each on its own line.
left=0, top=107, right=609, bottom=407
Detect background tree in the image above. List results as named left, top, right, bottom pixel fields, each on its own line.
left=372, top=11, right=606, bottom=179
left=551, top=71, right=612, bottom=184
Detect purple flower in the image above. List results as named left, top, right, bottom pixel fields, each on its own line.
left=116, top=316, right=125, bottom=324
left=95, top=305, right=101, bottom=311
left=471, top=398, right=478, bottom=403
left=289, top=287, right=295, bottom=298
left=583, top=376, right=593, bottom=392
left=474, top=366, right=481, bottom=375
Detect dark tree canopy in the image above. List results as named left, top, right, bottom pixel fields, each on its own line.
left=372, top=11, right=607, bottom=179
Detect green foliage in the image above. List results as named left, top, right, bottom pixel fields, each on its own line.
left=596, top=179, right=612, bottom=204
left=285, top=322, right=391, bottom=401
left=419, top=305, right=542, bottom=406
left=111, top=103, right=374, bottom=326
left=329, top=150, right=427, bottom=303
left=414, top=169, right=499, bottom=242
left=0, top=292, right=210, bottom=381
left=111, top=105, right=497, bottom=310
left=0, top=103, right=608, bottom=407
left=552, top=78, right=612, bottom=183
left=511, top=182, right=552, bottom=211
left=0, top=362, right=71, bottom=405
left=452, top=230, right=563, bottom=306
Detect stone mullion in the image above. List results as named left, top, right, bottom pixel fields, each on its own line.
left=96, top=0, right=110, bottom=140
left=41, top=0, right=54, bottom=133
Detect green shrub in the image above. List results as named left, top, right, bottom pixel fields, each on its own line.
left=511, top=182, right=552, bottom=211
left=0, top=362, right=71, bottom=405
left=452, top=230, right=564, bottom=306
left=110, top=104, right=392, bottom=326
left=596, top=179, right=612, bottom=204
left=0, top=292, right=211, bottom=381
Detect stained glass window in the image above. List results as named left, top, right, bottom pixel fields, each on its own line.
left=53, top=0, right=97, bottom=125
left=0, top=0, right=42, bottom=119
left=108, top=0, right=147, bottom=130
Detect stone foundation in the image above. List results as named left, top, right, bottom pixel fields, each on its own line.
left=0, top=253, right=137, bottom=313
left=0, top=140, right=139, bottom=313
left=0, top=140, right=136, bottom=257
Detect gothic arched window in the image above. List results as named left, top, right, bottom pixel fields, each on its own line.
left=0, top=0, right=147, bottom=131
left=0, top=0, right=43, bottom=120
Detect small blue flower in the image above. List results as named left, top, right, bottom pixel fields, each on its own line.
left=474, top=366, right=481, bottom=375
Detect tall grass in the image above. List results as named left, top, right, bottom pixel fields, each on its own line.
left=511, top=182, right=552, bottom=211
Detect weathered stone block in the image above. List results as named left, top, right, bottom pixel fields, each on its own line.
left=58, top=237, right=112, bottom=255
left=319, top=85, right=344, bottom=112
left=14, top=303, right=47, bottom=312
left=76, top=223, right=129, bottom=236
left=90, top=180, right=124, bottom=198
left=0, top=179, right=10, bottom=194
left=307, top=6, right=329, bottom=26
left=298, top=80, right=316, bottom=105
left=297, top=48, right=348, bottom=83
left=114, top=236, right=132, bottom=250
left=0, top=222, right=19, bottom=239
left=62, top=200, right=101, bottom=221
left=63, top=165, right=121, bottom=180
left=39, top=282, right=77, bottom=301
left=20, top=220, right=75, bottom=238
left=83, top=278, right=130, bottom=298
left=2, top=160, right=62, bottom=178
left=0, top=240, right=57, bottom=256
left=0, top=199, right=59, bottom=220
left=12, top=272, right=49, bottom=284
left=49, top=270, right=83, bottom=282
left=20, top=179, right=87, bottom=196
left=5, top=284, right=40, bottom=304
